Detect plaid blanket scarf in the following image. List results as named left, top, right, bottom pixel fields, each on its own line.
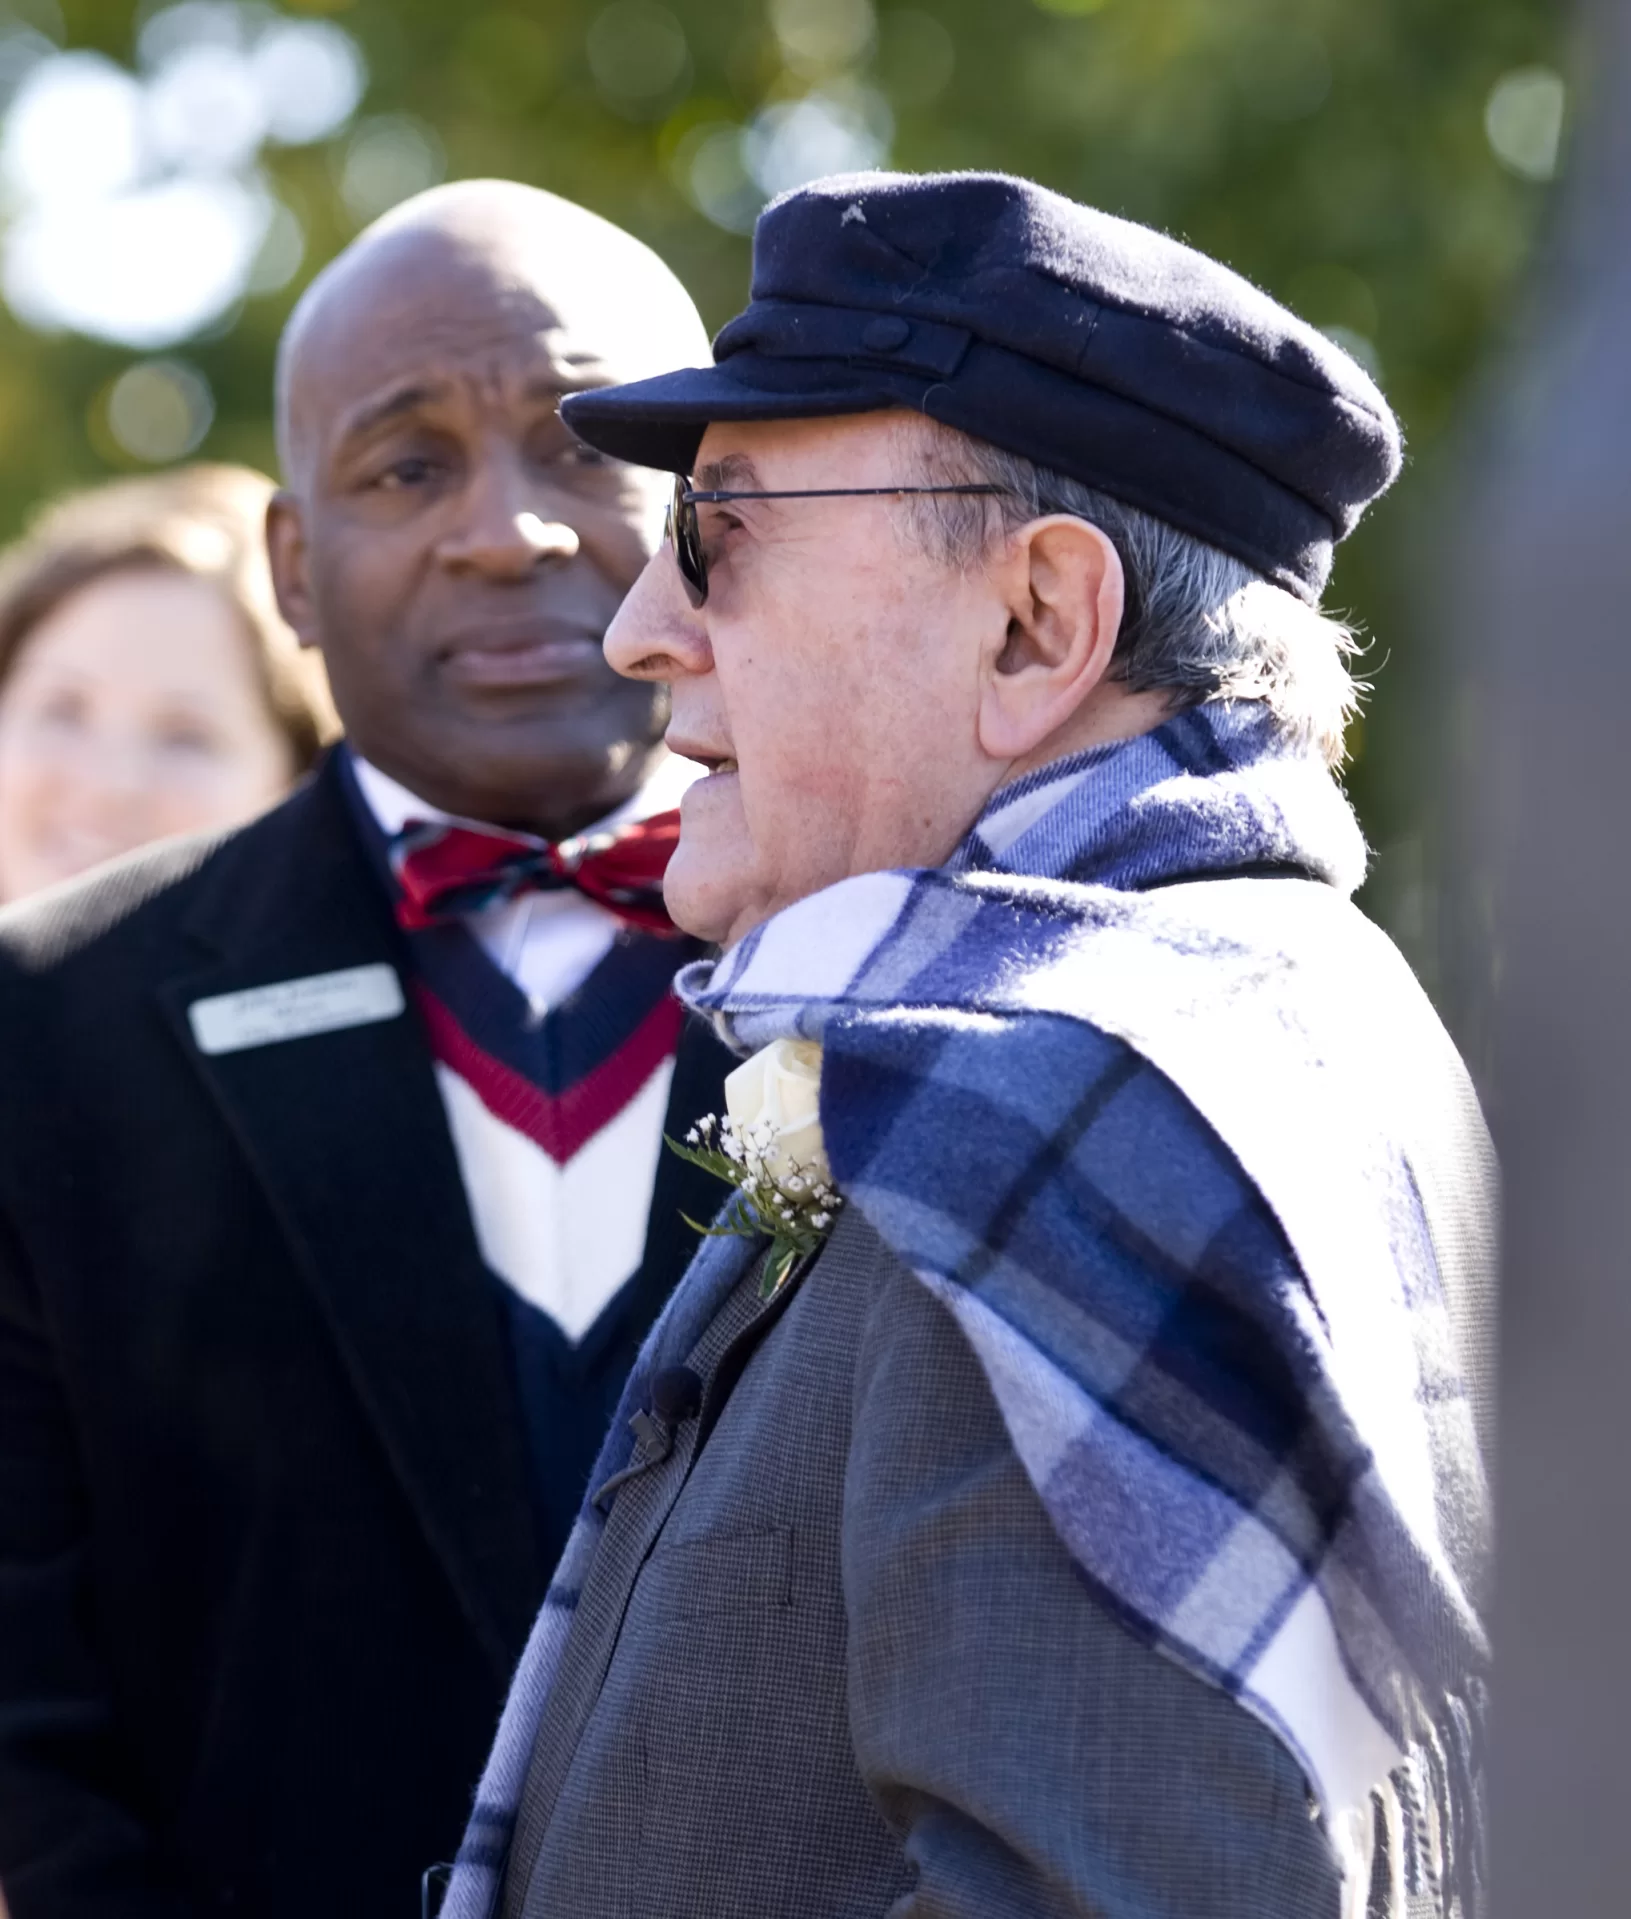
left=444, top=701, right=1494, bottom=1919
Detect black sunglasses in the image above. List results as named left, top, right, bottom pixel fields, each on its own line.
left=664, top=473, right=1008, bottom=607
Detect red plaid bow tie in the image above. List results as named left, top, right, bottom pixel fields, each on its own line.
left=390, top=810, right=680, bottom=935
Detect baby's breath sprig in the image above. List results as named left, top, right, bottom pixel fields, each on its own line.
left=667, top=1112, right=843, bottom=1299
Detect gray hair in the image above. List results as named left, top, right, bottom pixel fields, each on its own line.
left=901, top=424, right=1364, bottom=767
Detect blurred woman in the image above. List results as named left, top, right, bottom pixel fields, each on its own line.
left=0, top=464, right=337, bottom=904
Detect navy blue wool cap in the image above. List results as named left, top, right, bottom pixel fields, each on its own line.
left=561, top=171, right=1403, bottom=603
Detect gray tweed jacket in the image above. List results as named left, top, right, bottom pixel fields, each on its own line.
left=498, top=1205, right=1343, bottom=1919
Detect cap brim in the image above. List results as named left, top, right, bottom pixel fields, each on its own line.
left=559, top=364, right=898, bottom=474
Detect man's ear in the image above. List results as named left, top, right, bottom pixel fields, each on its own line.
left=976, top=515, right=1125, bottom=761
left=265, top=492, right=319, bottom=651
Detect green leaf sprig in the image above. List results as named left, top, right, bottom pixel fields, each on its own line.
left=667, top=1112, right=842, bottom=1298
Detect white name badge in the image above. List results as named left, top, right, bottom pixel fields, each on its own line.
left=188, top=964, right=406, bottom=1057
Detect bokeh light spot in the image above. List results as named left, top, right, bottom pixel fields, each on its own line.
left=676, top=120, right=760, bottom=234
left=770, top=0, right=875, bottom=76
left=1, top=5, right=365, bottom=347
left=337, top=114, right=445, bottom=226
left=245, top=196, right=305, bottom=293
left=144, top=40, right=267, bottom=173
left=1485, top=66, right=1565, bottom=182
left=1, top=52, right=144, bottom=205
left=103, top=358, right=215, bottom=463
left=252, top=20, right=366, bottom=145
left=5, top=176, right=272, bottom=346
left=744, top=84, right=892, bottom=199
left=136, top=1, right=244, bottom=72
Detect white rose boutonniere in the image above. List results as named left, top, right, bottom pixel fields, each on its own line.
left=723, top=1039, right=830, bottom=1188
left=668, top=1038, right=844, bottom=1298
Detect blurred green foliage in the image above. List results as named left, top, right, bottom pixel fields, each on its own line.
left=3, top=0, right=1569, bottom=972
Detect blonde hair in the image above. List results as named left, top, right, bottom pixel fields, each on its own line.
left=0, top=464, right=338, bottom=768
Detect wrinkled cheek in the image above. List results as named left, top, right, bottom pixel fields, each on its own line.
left=716, top=608, right=870, bottom=900
left=737, top=661, right=857, bottom=803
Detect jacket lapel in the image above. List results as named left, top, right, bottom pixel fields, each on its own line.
left=618, top=1014, right=737, bottom=1336
left=157, top=758, right=544, bottom=1676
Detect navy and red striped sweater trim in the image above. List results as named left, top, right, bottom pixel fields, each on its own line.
left=339, top=754, right=701, bottom=1166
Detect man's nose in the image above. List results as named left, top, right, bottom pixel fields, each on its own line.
left=603, top=552, right=712, bottom=681
left=435, top=464, right=580, bottom=579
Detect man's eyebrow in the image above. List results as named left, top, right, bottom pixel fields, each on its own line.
left=336, top=379, right=449, bottom=445
left=694, top=453, right=762, bottom=491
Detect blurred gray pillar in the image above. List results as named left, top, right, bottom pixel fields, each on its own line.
left=1470, top=1, right=1631, bottom=1910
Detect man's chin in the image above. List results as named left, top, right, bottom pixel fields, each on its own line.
left=663, top=837, right=760, bottom=949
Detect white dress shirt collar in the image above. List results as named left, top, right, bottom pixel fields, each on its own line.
left=348, top=747, right=698, bottom=1013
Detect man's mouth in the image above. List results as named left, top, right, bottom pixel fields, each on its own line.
left=669, top=737, right=737, bottom=778
left=438, top=618, right=606, bottom=690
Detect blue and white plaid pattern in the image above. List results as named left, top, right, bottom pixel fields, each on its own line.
left=443, top=702, right=1491, bottom=1919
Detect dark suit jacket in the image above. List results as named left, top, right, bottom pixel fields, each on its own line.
left=0, top=755, right=730, bottom=1919
left=500, top=1206, right=1344, bottom=1919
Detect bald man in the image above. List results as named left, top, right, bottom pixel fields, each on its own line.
left=0, top=183, right=731, bottom=1919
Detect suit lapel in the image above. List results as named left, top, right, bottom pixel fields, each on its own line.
left=608, top=1013, right=736, bottom=1348
left=157, top=758, right=544, bottom=1675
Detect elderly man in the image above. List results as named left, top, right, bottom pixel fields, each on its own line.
left=445, top=173, right=1496, bottom=1919
left=0, top=183, right=731, bottom=1919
